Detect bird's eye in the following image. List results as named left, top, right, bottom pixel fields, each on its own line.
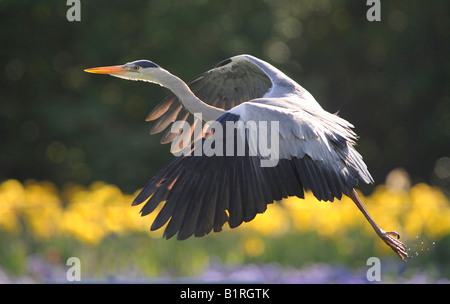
left=134, top=66, right=139, bottom=70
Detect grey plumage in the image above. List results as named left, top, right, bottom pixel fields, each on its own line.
left=85, top=54, right=408, bottom=260
left=131, top=54, right=374, bottom=240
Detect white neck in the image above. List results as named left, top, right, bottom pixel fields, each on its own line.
left=150, top=69, right=225, bottom=122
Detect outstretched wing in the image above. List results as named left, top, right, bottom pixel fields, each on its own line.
left=132, top=102, right=373, bottom=240
left=145, top=56, right=273, bottom=151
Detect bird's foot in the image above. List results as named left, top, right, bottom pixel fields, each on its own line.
left=379, top=230, right=409, bottom=261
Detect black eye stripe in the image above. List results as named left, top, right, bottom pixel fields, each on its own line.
left=134, top=60, right=159, bottom=68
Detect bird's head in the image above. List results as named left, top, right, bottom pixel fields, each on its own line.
left=85, top=60, right=165, bottom=84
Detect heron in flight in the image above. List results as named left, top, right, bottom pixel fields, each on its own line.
left=85, top=54, right=408, bottom=260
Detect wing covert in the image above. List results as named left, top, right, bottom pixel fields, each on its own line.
left=145, top=56, right=273, bottom=152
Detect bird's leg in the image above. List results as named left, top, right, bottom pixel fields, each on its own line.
left=348, top=189, right=408, bottom=261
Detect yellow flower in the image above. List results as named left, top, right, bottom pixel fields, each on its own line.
left=406, top=183, right=450, bottom=239
left=22, top=180, right=63, bottom=240
left=0, top=179, right=25, bottom=234
left=242, top=202, right=290, bottom=236
left=1, top=178, right=448, bottom=247
left=242, top=236, right=265, bottom=258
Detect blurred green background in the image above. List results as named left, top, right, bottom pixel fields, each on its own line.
left=0, top=0, right=449, bottom=283
left=2, top=0, right=449, bottom=193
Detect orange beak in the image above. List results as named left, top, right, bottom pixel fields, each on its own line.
left=84, top=65, right=127, bottom=75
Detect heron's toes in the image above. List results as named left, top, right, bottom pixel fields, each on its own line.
left=385, top=231, right=400, bottom=239
left=380, top=230, right=409, bottom=261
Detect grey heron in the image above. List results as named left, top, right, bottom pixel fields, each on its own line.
left=85, top=54, right=408, bottom=260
